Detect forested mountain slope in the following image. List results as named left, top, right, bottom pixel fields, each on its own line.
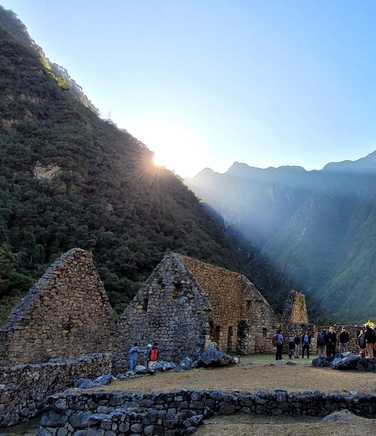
left=187, top=155, right=376, bottom=322
left=0, top=6, right=295, bottom=323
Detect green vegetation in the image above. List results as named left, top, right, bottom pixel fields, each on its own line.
left=0, top=6, right=292, bottom=324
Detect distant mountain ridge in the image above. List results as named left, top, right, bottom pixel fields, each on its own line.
left=187, top=150, right=376, bottom=322
left=324, top=151, right=376, bottom=174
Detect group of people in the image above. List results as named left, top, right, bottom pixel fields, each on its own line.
left=274, top=324, right=376, bottom=361
left=316, top=326, right=349, bottom=357
left=128, top=342, right=159, bottom=372
left=273, top=330, right=312, bottom=360
left=357, top=325, right=376, bottom=358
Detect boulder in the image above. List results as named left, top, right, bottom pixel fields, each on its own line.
left=196, top=349, right=238, bottom=367
left=94, top=374, right=115, bottom=386
left=135, top=365, right=149, bottom=375
left=312, top=357, right=331, bottom=368
left=178, top=356, right=194, bottom=371
left=330, top=354, right=361, bottom=370
left=74, top=378, right=97, bottom=389
left=150, top=360, right=177, bottom=372
left=322, top=409, right=358, bottom=423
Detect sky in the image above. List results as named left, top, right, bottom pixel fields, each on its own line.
left=3, top=0, right=376, bottom=177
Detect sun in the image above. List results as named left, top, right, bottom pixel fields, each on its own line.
left=127, top=118, right=209, bottom=178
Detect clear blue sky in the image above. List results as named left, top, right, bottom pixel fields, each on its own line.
left=3, top=0, right=376, bottom=176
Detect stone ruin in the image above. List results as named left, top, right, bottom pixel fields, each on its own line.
left=0, top=248, right=113, bottom=366
left=282, top=290, right=316, bottom=348
left=283, top=290, right=309, bottom=325
left=0, top=247, right=314, bottom=428
left=113, top=253, right=278, bottom=371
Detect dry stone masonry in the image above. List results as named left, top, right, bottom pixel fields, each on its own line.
left=282, top=290, right=316, bottom=350
left=114, top=253, right=278, bottom=372
left=114, top=254, right=211, bottom=372
left=0, top=248, right=316, bottom=430
left=0, top=353, right=111, bottom=427
left=0, top=249, right=114, bottom=366
left=39, top=389, right=376, bottom=435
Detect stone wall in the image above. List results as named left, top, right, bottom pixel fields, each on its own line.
left=180, top=256, right=278, bottom=354
left=0, top=353, right=111, bottom=427
left=114, top=254, right=210, bottom=372
left=39, top=389, right=376, bottom=435
left=282, top=290, right=309, bottom=325
left=0, top=249, right=114, bottom=366
left=115, top=253, right=278, bottom=372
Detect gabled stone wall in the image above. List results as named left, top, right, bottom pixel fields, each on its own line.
left=113, top=254, right=210, bottom=372
left=181, top=256, right=278, bottom=354
left=283, top=290, right=309, bottom=325
left=0, top=249, right=114, bottom=366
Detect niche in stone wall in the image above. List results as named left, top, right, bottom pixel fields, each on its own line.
left=142, top=297, right=149, bottom=312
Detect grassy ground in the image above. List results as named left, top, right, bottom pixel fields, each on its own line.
left=102, top=354, right=376, bottom=394
left=197, top=414, right=376, bottom=436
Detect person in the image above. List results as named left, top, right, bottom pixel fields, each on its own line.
left=288, top=336, right=296, bottom=359
left=326, top=327, right=337, bottom=358
left=143, top=343, right=152, bottom=368
left=364, top=324, right=375, bottom=358
left=294, top=335, right=301, bottom=358
left=128, top=342, right=140, bottom=372
left=301, top=331, right=311, bottom=359
left=316, top=329, right=327, bottom=358
left=358, top=329, right=366, bottom=358
left=339, top=327, right=350, bottom=354
left=273, top=329, right=284, bottom=360
left=149, top=342, right=159, bottom=368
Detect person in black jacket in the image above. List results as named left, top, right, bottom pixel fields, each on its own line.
left=317, top=329, right=327, bottom=358
left=339, top=327, right=350, bottom=354
left=326, top=327, right=337, bottom=358
left=294, top=335, right=301, bottom=358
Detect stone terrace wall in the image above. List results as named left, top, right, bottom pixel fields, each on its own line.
left=40, top=389, right=376, bottom=435
left=0, top=353, right=111, bottom=427
left=0, top=249, right=114, bottom=366
left=114, top=254, right=210, bottom=372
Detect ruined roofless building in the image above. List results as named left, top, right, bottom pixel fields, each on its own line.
left=0, top=249, right=113, bottom=366
left=114, top=253, right=278, bottom=369
left=283, top=290, right=309, bottom=325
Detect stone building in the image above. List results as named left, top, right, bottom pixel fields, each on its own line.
left=0, top=248, right=114, bottom=365
left=282, top=290, right=316, bottom=349
left=114, top=253, right=278, bottom=370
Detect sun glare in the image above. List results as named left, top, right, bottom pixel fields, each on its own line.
left=128, top=118, right=209, bottom=178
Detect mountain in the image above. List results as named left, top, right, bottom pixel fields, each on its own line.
left=324, top=151, right=376, bottom=174
left=187, top=154, right=376, bottom=322
left=0, top=6, right=295, bottom=324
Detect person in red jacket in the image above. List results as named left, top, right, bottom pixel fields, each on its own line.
left=149, top=343, right=159, bottom=368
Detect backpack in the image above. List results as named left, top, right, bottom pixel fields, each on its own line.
left=303, top=334, right=309, bottom=345
left=272, top=334, right=277, bottom=346
left=150, top=348, right=159, bottom=361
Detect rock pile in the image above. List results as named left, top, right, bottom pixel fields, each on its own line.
left=312, top=353, right=376, bottom=371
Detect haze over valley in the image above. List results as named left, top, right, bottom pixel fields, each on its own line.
left=188, top=152, right=376, bottom=321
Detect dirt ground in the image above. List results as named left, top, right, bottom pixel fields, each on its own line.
left=197, top=414, right=376, bottom=436
left=103, top=355, right=376, bottom=394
